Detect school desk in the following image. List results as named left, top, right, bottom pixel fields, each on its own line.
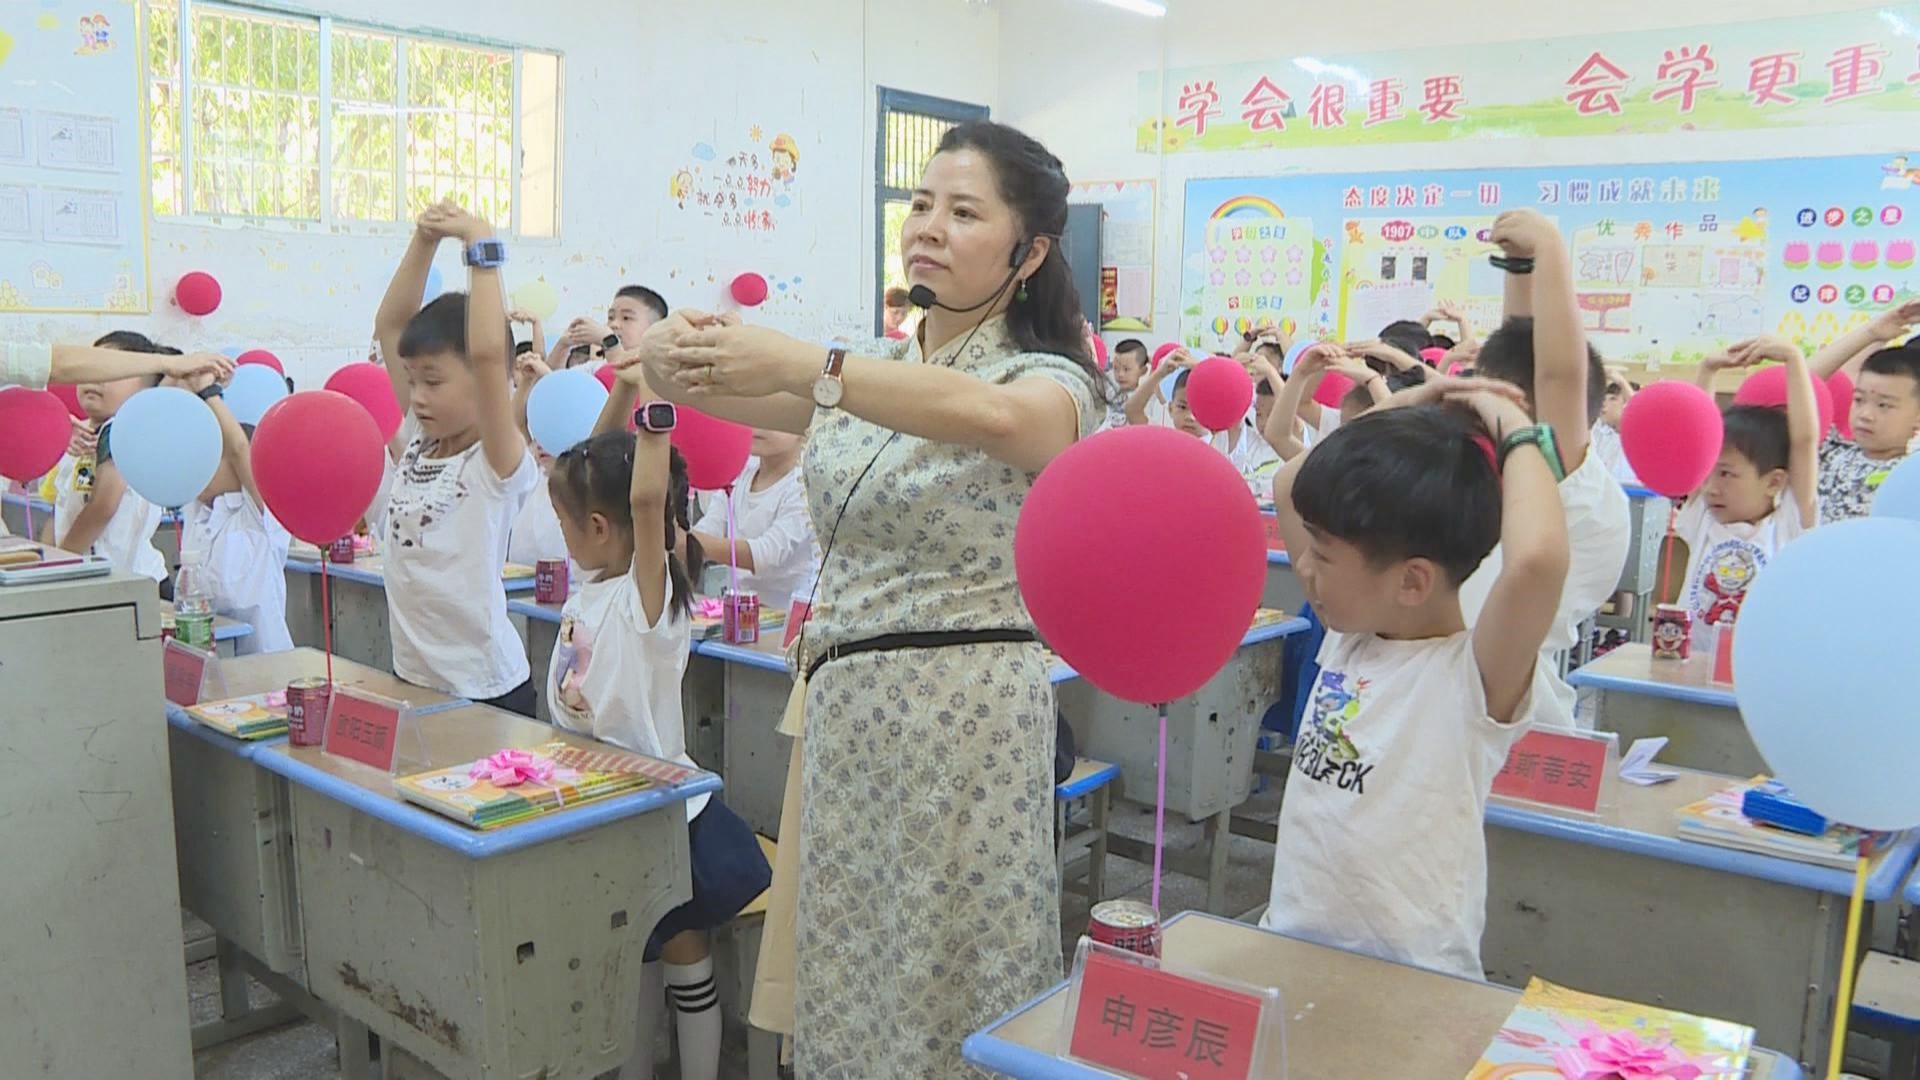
left=210, top=614, right=251, bottom=656
left=961, top=911, right=1804, bottom=1080
left=1565, top=641, right=1757, bottom=775
left=164, top=647, right=466, bottom=1051
left=284, top=554, right=535, bottom=670
left=1, top=568, right=194, bottom=1078
left=1263, top=548, right=1305, bottom=613
left=1480, top=765, right=1920, bottom=1071
left=250, top=701, right=720, bottom=1080
left=2, top=488, right=183, bottom=563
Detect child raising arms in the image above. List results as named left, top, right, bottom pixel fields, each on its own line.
left=1805, top=299, right=1920, bottom=522
left=1261, top=384, right=1569, bottom=979
left=375, top=202, right=539, bottom=713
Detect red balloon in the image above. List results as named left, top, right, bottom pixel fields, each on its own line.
left=322, top=362, right=404, bottom=443
left=1419, top=347, right=1448, bottom=367
left=1186, top=356, right=1254, bottom=432
left=1017, top=426, right=1266, bottom=704
left=237, top=349, right=284, bottom=376
left=1312, top=370, right=1356, bottom=408
left=672, top=406, right=752, bottom=490
left=251, top=391, right=386, bottom=545
left=1090, top=336, right=1109, bottom=371
left=1150, top=342, right=1180, bottom=370
left=1620, top=381, right=1725, bottom=498
left=591, top=364, right=641, bottom=430
left=730, top=273, right=769, bottom=307
left=1830, top=371, right=1855, bottom=439
left=1733, top=364, right=1834, bottom=437
left=175, top=271, right=222, bottom=316
left=49, top=383, right=84, bottom=419
left=0, top=388, right=74, bottom=481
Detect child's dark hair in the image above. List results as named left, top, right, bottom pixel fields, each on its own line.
left=1379, top=319, right=1433, bottom=359
left=549, top=431, right=701, bottom=619
left=93, top=330, right=167, bottom=385
left=1291, top=404, right=1501, bottom=585
left=1721, top=404, right=1789, bottom=476
left=1340, top=364, right=1426, bottom=413
left=398, top=292, right=514, bottom=370
left=1862, top=344, right=1920, bottom=396
left=615, top=285, right=669, bottom=322
left=1473, top=316, right=1608, bottom=424
left=1114, top=338, right=1148, bottom=362
left=1431, top=333, right=1457, bottom=351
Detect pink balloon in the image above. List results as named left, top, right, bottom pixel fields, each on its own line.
left=730, top=273, right=769, bottom=307
left=1017, top=426, right=1266, bottom=704
left=175, top=271, right=222, bottom=316
left=237, top=349, right=284, bottom=376
left=1187, top=356, right=1254, bottom=432
left=1312, top=370, right=1356, bottom=408
left=251, top=391, right=386, bottom=545
left=591, top=365, right=641, bottom=430
left=1419, top=347, right=1447, bottom=366
left=1733, top=364, right=1834, bottom=437
left=671, top=406, right=752, bottom=490
left=49, top=383, right=84, bottom=419
left=1830, top=371, right=1855, bottom=439
left=1620, top=381, right=1725, bottom=498
left=1150, top=343, right=1181, bottom=370
left=0, top=388, right=73, bottom=481
left=1090, top=336, right=1109, bottom=371
left=323, top=363, right=404, bottom=443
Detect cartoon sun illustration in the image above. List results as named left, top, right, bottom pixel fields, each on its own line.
left=749, top=125, right=764, bottom=142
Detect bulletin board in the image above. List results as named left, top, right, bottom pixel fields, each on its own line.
left=1070, top=179, right=1156, bottom=332
left=0, top=0, right=149, bottom=313
left=1179, top=153, right=1919, bottom=365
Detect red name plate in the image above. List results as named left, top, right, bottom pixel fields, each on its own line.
left=1713, top=624, right=1736, bottom=686
left=322, top=687, right=403, bottom=771
left=784, top=599, right=812, bottom=649
left=1069, top=948, right=1263, bottom=1080
left=1492, top=729, right=1610, bottom=813
left=1261, top=514, right=1285, bottom=552
left=163, top=640, right=210, bottom=706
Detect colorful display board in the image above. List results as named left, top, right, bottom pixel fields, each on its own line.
left=1180, top=153, right=1918, bottom=364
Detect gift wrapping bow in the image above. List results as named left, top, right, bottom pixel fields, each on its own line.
left=470, top=749, right=578, bottom=788
left=1552, top=1022, right=1721, bottom=1080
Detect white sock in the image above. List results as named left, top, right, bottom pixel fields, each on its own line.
left=666, top=956, right=720, bottom=1080
left=619, top=961, right=666, bottom=1080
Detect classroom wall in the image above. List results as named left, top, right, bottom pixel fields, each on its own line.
left=0, top=0, right=1001, bottom=388
left=996, top=0, right=1911, bottom=343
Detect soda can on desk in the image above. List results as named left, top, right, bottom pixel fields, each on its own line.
left=535, top=558, right=569, bottom=604
left=328, top=535, right=356, bottom=563
left=286, top=678, right=331, bottom=746
left=723, top=588, right=760, bottom=645
left=1651, top=603, right=1691, bottom=661
left=1089, top=900, right=1161, bottom=958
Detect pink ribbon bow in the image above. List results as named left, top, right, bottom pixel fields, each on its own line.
left=1552, top=1021, right=1719, bottom=1080
left=471, top=749, right=571, bottom=788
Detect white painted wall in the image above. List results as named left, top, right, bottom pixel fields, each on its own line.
left=997, top=0, right=1909, bottom=341
left=2, top=0, right=1001, bottom=387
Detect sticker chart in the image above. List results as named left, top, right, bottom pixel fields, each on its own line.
left=0, top=0, right=149, bottom=313
left=1180, top=153, right=1918, bottom=365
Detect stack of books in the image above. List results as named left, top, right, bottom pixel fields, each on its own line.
left=395, top=741, right=699, bottom=830
left=1466, top=977, right=1753, bottom=1079
left=1676, top=775, right=1886, bottom=870
left=184, top=693, right=289, bottom=740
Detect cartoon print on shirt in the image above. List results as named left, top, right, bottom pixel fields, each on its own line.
left=552, top=614, right=594, bottom=719
left=1693, top=540, right=1762, bottom=626
left=386, top=452, right=468, bottom=550
left=1294, top=669, right=1372, bottom=793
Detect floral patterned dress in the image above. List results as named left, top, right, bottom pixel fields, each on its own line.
left=793, top=318, right=1100, bottom=1077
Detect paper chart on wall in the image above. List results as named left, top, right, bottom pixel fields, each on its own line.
left=1070, top=179, right=1156, bottom=331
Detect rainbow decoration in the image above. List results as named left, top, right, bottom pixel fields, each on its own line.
left=1210, top=195, right=1285, bottom=221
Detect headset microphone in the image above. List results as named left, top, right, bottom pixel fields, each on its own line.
left=907, top=238, right=1038, bottom=313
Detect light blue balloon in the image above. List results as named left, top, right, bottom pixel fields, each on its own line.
left=423, top=266, right=445, bottom=302
left=224, top=363, right=288, bottom=424
left=1870, top=455, right=1920, bottom=523
left=1733, top=517, right=1920, bottom=830
left=1282, top=340, right=1312, bottom=375
left=109, top=386, right=224, bottom=509
left=526, top=368, right=609, bottom=457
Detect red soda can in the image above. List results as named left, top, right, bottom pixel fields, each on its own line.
left=1088, top=900, right=1161, bottom=958
left=535, top=558, right=569, bottom=604
left=328, top=535, right=356, bottom=563
left=723, top=588, right=760, bottom=645
left=1651, top=603, right=1692, bottom=661
left=286, top=677, right=332, bottom=746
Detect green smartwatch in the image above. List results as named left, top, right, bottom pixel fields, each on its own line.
left=1499, top=424, right=1565, bottom=481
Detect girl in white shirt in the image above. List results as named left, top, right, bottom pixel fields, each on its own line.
left=177, top=383, right=294, bottom=654
left=686, top=430, right=820, bottom=611
left=546, top=364, right=769, bottom=1080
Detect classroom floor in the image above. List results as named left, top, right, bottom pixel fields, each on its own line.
left=187, top=784, right=1288, bottom=1078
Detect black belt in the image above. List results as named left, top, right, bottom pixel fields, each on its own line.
left=805, top=629, right=1038, bottom=681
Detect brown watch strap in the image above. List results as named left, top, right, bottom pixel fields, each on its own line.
left=824, top=348, right=847, bottom=378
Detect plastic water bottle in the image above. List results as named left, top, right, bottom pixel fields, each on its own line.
left=174, top=548, right=215, bottom=650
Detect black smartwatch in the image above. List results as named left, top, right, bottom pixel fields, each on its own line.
left=1489, top=254, right=1535, bottom=275
left=600, top=333, right=621, bottom=354
left=197, top=383, right=224, bottom=401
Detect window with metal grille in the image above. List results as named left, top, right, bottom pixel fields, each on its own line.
left=146, top=1, right=562, bottom=237
left=874, top=87, right=988, bottom=335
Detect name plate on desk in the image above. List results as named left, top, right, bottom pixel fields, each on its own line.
left=163, top=639, right=219, bottom=706
left=1492, top=728, right=1617, bottom=816
left=1060, top=939, right=1284, bottom=1080
left=1261, top=514, right=1285, bottom=553
left=322, top=686, right=411, bottom=772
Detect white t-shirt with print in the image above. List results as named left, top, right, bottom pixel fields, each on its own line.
left=50, top=452, right=167, bottom=582
left=180, top=493, right=294, bottom=654
left=1674, top=495, right=1808, bottom=630
left=1819, top=432, right=1908, bottom=524
left=547, top=556, right=707, bottom=820
left=1460, top=450, right=1630, bottom=730
left=1262, top=629, right=1530, bottom=980
left=690, top=458, right=820, bottom=612
left=383, top=418, right=539, bottom=698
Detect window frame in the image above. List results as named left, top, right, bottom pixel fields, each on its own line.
left=873, top=87, right=988, bottom=336
left=148, top=0, right=562, bottom=239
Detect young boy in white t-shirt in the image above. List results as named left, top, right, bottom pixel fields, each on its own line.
left=687, top=428, right=820, bottom=611
left=1806, top=300, right=1920, bottom=522
left=1262, top=366, right=1569, bottom=980
left=374, top=202, right=538, bottom=713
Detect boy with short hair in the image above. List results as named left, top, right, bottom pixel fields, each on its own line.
left=1808, top=300, right=1920, bottom=522
left=1262, top=381, right=1569, bottom=979
left=550, top=284, right=670, bottom=369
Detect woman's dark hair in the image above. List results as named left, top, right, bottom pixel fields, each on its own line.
left=1721, top=404, right=1790, bottom=476
left=549, top=431, right=702, bottom=619
left=933, top=122, right=1104, bottom=394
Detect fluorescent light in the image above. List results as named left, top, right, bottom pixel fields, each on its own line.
left=1091, top=0, right=1167, bottom=16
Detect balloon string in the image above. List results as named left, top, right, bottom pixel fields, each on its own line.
left=320, top=549, right=335, bottom=689
left=725, top=483, right=739, bottom=597
left=1655, top=503, right=1680, bottom=605
left=23, top=495, right=33, bottom=547
left=1152, top=703, right=1168, bottom=916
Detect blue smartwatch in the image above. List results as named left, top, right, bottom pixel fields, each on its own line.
left=463, top=239, right=507, bottom=269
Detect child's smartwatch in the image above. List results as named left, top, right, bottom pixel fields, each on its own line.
left=637, top=401, right=677, bottom=434
left=1499, top=424, right=1566, bottom=481
left=463, top=239, right=507, bottom=269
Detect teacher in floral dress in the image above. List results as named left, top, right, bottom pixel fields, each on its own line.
left=635, top=121, right=1104, bottom=1077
